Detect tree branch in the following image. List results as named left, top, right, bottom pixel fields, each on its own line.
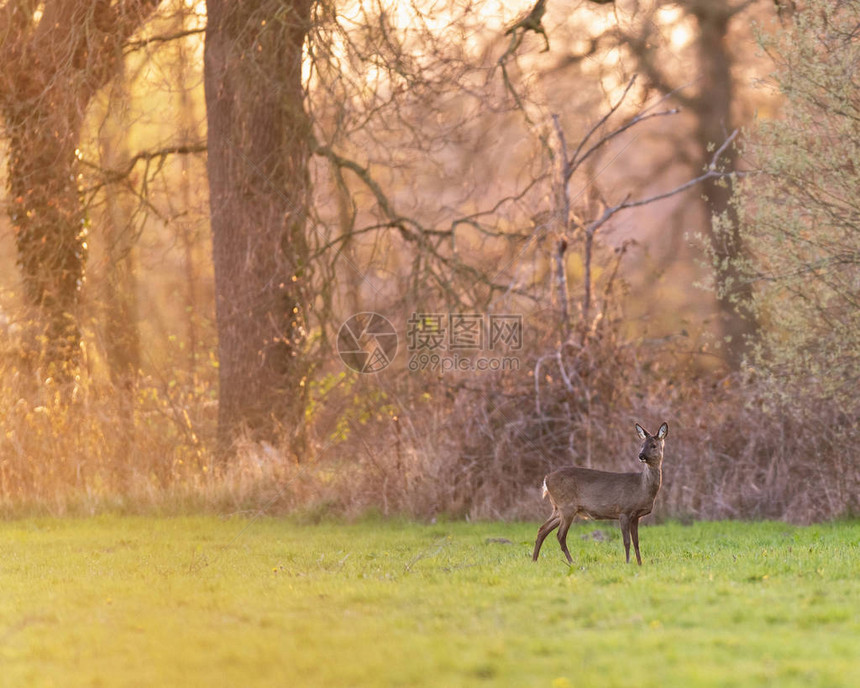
left=568, top=76, right=692, bottom=179
left=81, top=143, right=206, bottom=182
left=586, top=129, right=740, bottom=236
left=124, top=27, right=206, bottom=53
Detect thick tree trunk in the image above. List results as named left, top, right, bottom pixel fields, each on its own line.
left=7, top=106, right=86, bottom=380
left=204, top=0, right=313, bottom=456
left=693, top=2, right=758, bottom=367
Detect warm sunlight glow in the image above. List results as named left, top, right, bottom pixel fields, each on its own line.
left=657, top=5, right=692, bottom=50
left=657, top=6, right=683, bottom=24
left=307, top=1, right=531, bottom=105
left=603, top=47, right=620, bottom=67
left=670, top=24, right=692, bottom=50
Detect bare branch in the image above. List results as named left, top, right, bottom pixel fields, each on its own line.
left=585, top=130, right=740, bottom=236
left=310, top=139, right=404, bottom=231
left=124, top=27, right=205, bottom=53
left=80, top=143, right=207, bottom=186
left=568, top=76, right=690, bottom=179
left=568, top=75, right=638, bottom=173
left=504, top=0, right=549, bottom=53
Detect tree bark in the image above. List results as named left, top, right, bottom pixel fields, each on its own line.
left=692, top=1, right=758, bottom=367
left=100, top=68, right=141, bottom=388
left=204, top=0, right=313, bottom=456
left=624, top=0, right=759, bottom=368
left=0, top=0, right=158, bottom=381
left=175, top=2, right=201, bottom=383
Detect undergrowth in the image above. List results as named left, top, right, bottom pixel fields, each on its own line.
left=0, top=333, right=856, bottom=523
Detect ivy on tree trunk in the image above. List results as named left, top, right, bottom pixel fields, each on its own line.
left=0, top=0, right=159, bottom=382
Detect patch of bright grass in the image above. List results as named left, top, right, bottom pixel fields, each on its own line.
left=0, top=517, right=857, bottom=687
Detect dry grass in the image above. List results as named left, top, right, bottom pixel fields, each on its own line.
left=198, top=343, right=858, bottom=525
left=0, top=331, right=856, bottom=523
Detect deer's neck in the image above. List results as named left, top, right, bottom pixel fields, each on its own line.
left=642, top=463, right=662, bottom=497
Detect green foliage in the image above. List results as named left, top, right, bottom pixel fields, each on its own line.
left=306, top=371, right=398, bottom=446
left=2, top=517, right=858, bottom=687
left=720, top=1, right=860, bottom=407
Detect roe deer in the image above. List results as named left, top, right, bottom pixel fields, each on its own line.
left=532, top=422, right=668, bottom=566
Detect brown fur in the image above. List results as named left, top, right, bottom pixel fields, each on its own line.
left=532, top=422, right=668, bottom=565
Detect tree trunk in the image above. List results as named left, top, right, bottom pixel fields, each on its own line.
left=176, top=2, right=202, bottom=383
left=624, top=0, right=759, bottom=368
left=100, top=68, right=141, bottom=388
left=6, top=101, right=85, bottom=381
left=692, top=2, right=758, bottom=367
left=204, top=0, right=313, bottom=456
left=98, top=65, right=141, bottom=486
left=0, top=0, right=158, bottom=382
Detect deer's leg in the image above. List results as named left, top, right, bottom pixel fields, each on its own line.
left=532, top=511, right=561, bottom=561
left=630, top=516, right=642, bottom=565
left=556, top=512, right=575, bottom=564
left=620, top=514, right=632, bottom=563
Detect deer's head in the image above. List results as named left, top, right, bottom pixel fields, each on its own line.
left=635, top=422, right=668, bottom=466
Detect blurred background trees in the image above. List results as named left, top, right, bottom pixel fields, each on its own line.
left=612, top=0, right=763, bottom=366
left=0, top=0, right=855, bottom=520
left=721, top=0, right=858, bottom=414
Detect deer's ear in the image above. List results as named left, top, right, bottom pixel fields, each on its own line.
left=657, top=422, right=668, bottom=439
left=635, top=423, right=648, bottom=440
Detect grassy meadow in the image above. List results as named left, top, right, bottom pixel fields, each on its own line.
left=0, top=516, right=857, bottom=687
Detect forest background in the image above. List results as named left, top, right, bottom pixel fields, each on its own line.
left=0, top=0, right=856, bottom=522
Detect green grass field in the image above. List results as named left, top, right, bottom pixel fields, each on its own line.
left=1, top=516, right=857, bottom=687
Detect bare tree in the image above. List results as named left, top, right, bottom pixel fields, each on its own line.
left=98, top=63, right=141, bottom=389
